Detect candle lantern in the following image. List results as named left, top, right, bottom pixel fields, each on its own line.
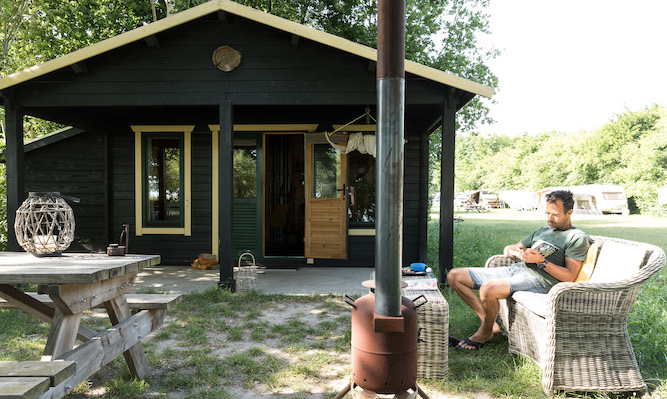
left=14, top=192, right=79, bottom=256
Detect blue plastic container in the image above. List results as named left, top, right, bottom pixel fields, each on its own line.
left=410, top=262, right=426, bottom=272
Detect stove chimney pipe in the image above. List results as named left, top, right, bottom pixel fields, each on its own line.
left=374, top=0, right=406, bottom=318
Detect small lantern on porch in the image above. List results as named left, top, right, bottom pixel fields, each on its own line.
left=14, top=192, right=79, bottom=256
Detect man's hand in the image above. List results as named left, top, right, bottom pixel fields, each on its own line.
left=522, top=249, right=545, bottom=264
left=504, top=244, right=524, bottom=258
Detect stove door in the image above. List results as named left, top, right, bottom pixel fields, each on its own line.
left=304, top=142, right=348, bottom=259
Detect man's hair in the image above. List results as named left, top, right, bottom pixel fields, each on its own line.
left=545, top=190, right=574, bottom=212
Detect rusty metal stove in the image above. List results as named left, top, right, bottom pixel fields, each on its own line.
left=335, top=1, right=430, bottom=397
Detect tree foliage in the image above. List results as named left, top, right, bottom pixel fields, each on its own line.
left=1, top=0, right=498, bottom=136
left=446, top=105, right=667, bottom=213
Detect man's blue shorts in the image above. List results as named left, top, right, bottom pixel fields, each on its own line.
left=467, top=264, right=549, bottom=295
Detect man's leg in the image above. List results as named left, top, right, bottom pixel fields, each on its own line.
left=460, top=279, right=510, bottom=349
left=447, top=268, right=485, bottom=321
left=447, top=268, right=509, bottom=349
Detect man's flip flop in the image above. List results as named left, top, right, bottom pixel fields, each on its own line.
left=455, top=337, right=485, bottom=351
left=448, top=336, right=461, bottom=348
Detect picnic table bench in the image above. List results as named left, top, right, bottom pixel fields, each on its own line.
left=0, top=293, right=182, bottom=311
left=0, top=253, right=177, bottom=399
left=0, top=361, right=75, bottom=399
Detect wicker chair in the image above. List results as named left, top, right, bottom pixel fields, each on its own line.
left=486, top=235, right=666, bottom=394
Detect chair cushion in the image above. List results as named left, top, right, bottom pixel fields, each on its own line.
left=574, top=242, right=599, bottom=283
left=587, top=242, right=646, bottom=283
left=511, top=291, right=548, bottom=318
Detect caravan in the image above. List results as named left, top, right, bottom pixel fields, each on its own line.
left=569, top=185, right=630, bottom=215
left=537, top=185, right=629, bottom=215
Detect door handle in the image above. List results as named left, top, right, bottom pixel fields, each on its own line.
left=337, top=183, right=346, bottom=199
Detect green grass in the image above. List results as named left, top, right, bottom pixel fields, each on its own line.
left=1, top=212, right=665, bottom=398
left=429, top=210, right=667, bottom=397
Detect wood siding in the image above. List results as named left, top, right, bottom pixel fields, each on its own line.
left=110, top=130, right=213, bottom=265
left=23, top=132, right=107, bottom=252
left=16, top=16, right=445, bottom=112
left=16, top=12, right=440, bottom=266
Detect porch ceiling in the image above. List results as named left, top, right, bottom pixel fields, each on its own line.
left=27, top=103, right=442, bottom=137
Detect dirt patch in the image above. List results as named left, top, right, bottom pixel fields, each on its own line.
left=66, top=297, right=487, bottom=399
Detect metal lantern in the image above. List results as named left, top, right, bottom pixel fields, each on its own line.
left=14, top=192, right=78, bottom=256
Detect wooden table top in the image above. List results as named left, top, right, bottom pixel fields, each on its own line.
left=0, top=253, right=161, bottom=284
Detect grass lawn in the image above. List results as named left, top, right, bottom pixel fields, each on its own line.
left=1, top=210, right=665, bottom=398
left=430, top=210, right=667, bottom=398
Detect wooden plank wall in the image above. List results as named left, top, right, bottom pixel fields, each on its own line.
left=18, top=16, right=442, bottom=109
left=16, top=13, right=444, bottom=266
left=110, top=130, right=214, bottom=265
left=23, top=132, right=108, bottom=252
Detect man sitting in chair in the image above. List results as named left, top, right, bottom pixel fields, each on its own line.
left=447, top=190, right=590, bottom=351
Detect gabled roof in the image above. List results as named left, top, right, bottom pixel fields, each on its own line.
left=0, top=126, right=85, bottom=161
left=0, top=0, right=493, bottom=99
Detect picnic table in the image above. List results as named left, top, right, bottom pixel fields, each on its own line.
left=464, top=203, right=489, bottom=212
left=0, top=253, right=162, bottom=399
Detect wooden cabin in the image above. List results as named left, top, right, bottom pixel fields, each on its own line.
left=0, top=1, right=493, bottom=287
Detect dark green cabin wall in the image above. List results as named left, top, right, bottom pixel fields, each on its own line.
left=23, top=132, right=107, bottom=252
left=17, top=16, right=444, bottom=109
left=15, top=13, right=442, bottom=266
left=110, top=129, right=214, bottom=265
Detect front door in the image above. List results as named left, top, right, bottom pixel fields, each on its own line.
left=304, top=143, right=347, bottom=259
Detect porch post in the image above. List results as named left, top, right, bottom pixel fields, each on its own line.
left=218, top=100, right=235, bottom=290
left=418, top=131, right=429, bottom=262
left=4, top=102, right=25, bottom=251
left=438, top=94, right=458, bottom=283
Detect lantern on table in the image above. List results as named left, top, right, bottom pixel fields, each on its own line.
left=14, top=192, right=79, bottom=256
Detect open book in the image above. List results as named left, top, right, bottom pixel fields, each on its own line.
left=508, top=239, right=559, bottom=258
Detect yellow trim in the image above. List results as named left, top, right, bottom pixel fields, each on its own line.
left=132, top=125, right=194, bottom=236
left=209, top=126, right=220, bottom=259
left=140, top=228, right=187, bottom=235
left=332, top=124, right=377, bottom=132
left=233, top=124, right=318, bottom=132
left=348, top=228, right=375, bottom=236
left=0, top=0, right=494, bottom=98
left=210, top=124, right=318, bottom=132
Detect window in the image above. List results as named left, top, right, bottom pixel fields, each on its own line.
left=312, top=144, right=342, bottom=198
left=603, top=192, right=625, bottom=200
left=133, top=126, right=193, bottom=236
left=233, top=139, right=257, bottom=198
left=348, top=151, right=375, bottom=225
left=145, top=135, right=183, bottom=225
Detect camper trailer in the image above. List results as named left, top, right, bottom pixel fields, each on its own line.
left=537, top=185, right=629, bottom=216
left=570, top=185, right=630, bottom=215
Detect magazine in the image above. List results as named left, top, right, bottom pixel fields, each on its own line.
left=508, top=239, right=558, bottom=259
left=531, top=239, right=559, bottom=258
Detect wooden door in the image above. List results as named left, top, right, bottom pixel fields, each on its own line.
left=304, top=143, right=347, bottom=259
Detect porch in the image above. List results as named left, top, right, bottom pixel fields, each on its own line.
left=133, top=265, right=374, bottom=296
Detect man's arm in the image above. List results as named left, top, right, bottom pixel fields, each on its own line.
left=522, top=250, right=584, bottom=282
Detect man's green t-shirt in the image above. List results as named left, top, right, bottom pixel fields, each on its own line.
left=520, top=226, right=590, bottom=288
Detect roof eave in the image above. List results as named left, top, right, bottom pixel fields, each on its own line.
left=0, top=0, right=494, bottom=99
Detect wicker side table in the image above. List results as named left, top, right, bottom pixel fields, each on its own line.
left=404, top=287, right=449, bottom=379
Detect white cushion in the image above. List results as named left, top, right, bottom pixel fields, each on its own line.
left=587, top=242, right=646, bottom=283
left=511, top=291, right=548, bottom=318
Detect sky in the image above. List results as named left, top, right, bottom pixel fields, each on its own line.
left=475, top=0, right=667, bottom=136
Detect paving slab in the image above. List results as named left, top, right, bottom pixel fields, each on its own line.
left=132, top=266, right=373, bottom=296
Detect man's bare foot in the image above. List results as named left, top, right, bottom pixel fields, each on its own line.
left=493, top=322, right=501, bottom=335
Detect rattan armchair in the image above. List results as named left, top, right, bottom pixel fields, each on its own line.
left=486, top=235, right=666, bottom=394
